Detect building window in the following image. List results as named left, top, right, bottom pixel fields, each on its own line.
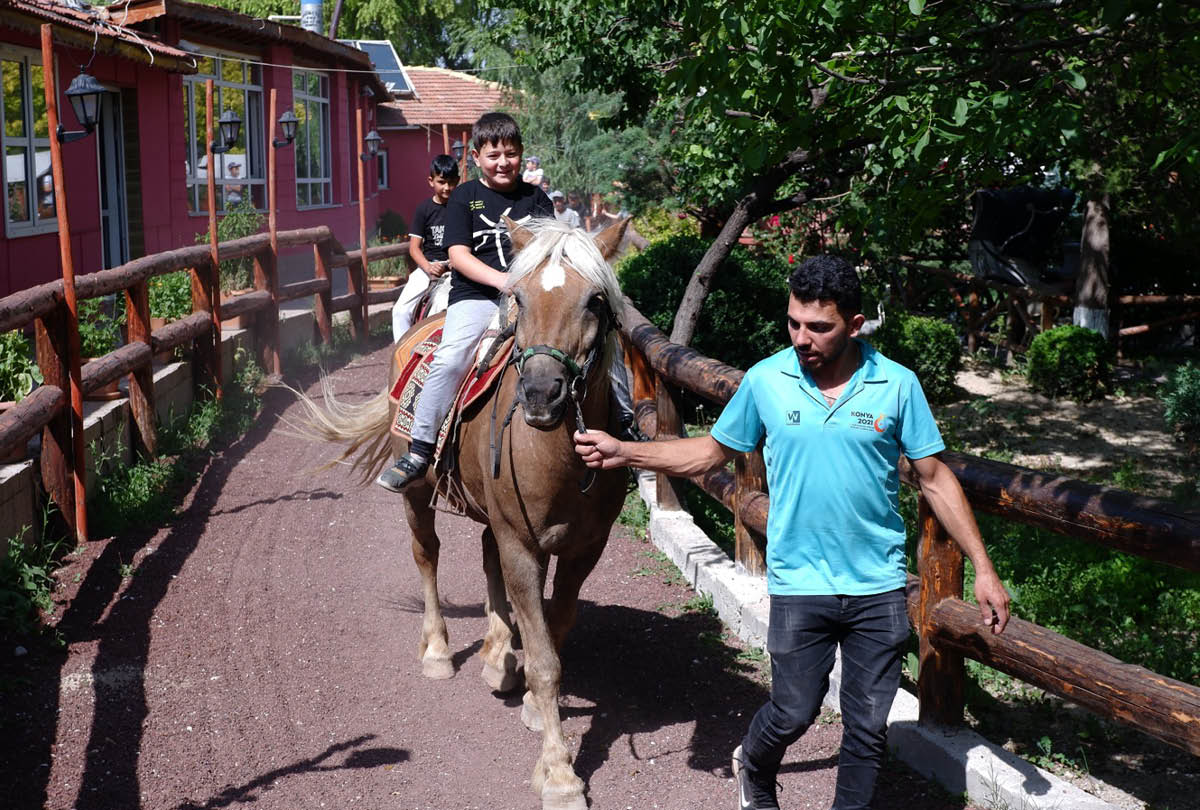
left=182, top=51, right=264, bottom=214
left=1, top=47, right=55, bottom=237
left=293, top=69, right=331, bottom=207
left=377, top=150, right=388, bottom=190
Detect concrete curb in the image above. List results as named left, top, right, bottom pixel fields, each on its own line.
left=633, top=470, right=1128, bottom=810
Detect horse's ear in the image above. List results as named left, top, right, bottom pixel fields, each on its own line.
left=503, top=215, right=535, bottom=253
left=592, top=216, right=631, bottom=260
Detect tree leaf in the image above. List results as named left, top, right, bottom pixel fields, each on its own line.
left=908, top=0, right=926, bottom=15
left=953, top=97, right=968, bottom=126
left=913, top=129, right=930, bottom=159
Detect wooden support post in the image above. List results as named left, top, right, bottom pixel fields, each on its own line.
left=313, top=242, right=334, bottom=345
left=1040, top=297, right=1056, bottom=334
left=653, top=374, right=687, bottom=511
left=204, top=79, right=224, bottom=398
left=917, top=494, right=965, bottom=727
left=124, top=281, right=157, bottom=457
left=733, top=449, right=767, bottom=576
left=40, top=25, right=86, bottom=542
left=442, top=122, right=450, bottom=155
left=354, top=104, right=369, bottom=342
left=35, top=309, right=74, bottom=536
left=966, top=288, right=980, bottom=354
left=460, top=129, right=468, bottom=178
left=253, top=248, right=281, bottom=376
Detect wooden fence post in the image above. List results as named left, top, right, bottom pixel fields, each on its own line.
left=124, top=281, right=157, bottom=457
left=654, top=374, right=687, bottom=511
left=35, top=308, right=75, bottom=537
left=917, top=493, right=966, bottom=727
left=313, top=242, right=334, bottom=345
left=204, top=79, right=224, bottom=399
left=253, top=248, right=281, bottom=376
left=733, top=450, right=767, bottom=576
left=190, top=259, right=219, bottom=393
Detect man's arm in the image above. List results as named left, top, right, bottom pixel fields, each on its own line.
left=909, top=453, right=1011, bottom=634
left=574, top=430, right=738, bottom=476
left=448, top=244, right=507, bottom=290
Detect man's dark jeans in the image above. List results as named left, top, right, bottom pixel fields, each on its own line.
left=741, top=589, right=909, bottom=810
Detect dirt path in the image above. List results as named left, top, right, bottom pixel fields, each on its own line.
left=2, top=344, right=974, bottom=810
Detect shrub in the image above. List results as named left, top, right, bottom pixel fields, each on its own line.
left=617, top=235, right=790, bottom=374
left=78, top=297, right=123, bottom=358
left=1163, top=361, right=1200, bottom=440
left=376, top=209, right=408, bottom=241
left=365, top=235, right=409, bottom=278
left=868, top=311, right=962, bottom=403
left=196, top=200, right=264, bottom=292
left=148, top=270, right=193, bottom=321
left=1026, top=325, right=1111, bottom=401
left=631, top=206, right=700, bottom=244
left=0, top=330, right=42, bottom=402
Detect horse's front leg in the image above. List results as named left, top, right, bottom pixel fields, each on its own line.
left=479, top=527, right=522, bottom=692
left=403, top=487, right=453, bottom=679
left=496, top=534, right=586, bottom=810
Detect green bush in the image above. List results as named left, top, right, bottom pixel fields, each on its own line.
left=376, top=209, right=408, bottom=241
left=868, top=311, right=962, bottom=403
left=617, top=235, right=790, bottom=374
left=631, top=205, right=700, bottom=244
left=196, top=200, right=264, bottom=292
left=148, top=270, right=193, bottom=321
left=1026, top=325, right=1111, bottom=401
left=77, top=297, right=123, bottom=358
left=0, top=330, right=42, bottom=402
left=1163, top=361, right=1200, bottom=441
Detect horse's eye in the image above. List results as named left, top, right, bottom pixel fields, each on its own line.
left=587, top=293, right=607, bottom=314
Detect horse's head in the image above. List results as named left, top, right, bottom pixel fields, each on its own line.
left=503, top=216, right=630, bottom=429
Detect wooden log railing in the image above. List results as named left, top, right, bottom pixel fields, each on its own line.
left=0, top=226, right=409, bottom=541
left=618, top=297, right=1200, bottom=757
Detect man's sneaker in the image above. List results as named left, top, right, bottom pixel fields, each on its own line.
left=375, top=454, right=428, bottom=492
left=732, top=745, right=780, bottom=810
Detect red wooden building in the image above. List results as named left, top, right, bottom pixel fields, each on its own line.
left=0, top=0, right=389, bottom=297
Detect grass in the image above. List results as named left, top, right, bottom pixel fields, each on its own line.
left=0, top=517, right=67, bottom=640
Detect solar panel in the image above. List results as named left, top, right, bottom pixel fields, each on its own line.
left=341, top=40, right=411, bottom=96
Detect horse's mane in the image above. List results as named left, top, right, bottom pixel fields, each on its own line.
left=504, top=217, right=626, bottom=323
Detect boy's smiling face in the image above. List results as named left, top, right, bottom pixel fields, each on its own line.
left=428, top=173, right=457, bottom=203
left=473, top=139, right=521, bottom=191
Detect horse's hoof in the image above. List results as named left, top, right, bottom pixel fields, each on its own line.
left=482, top=661, right=523, bottom=693
left=540, top=784, right=587, bottom=810
left=421, top=657, right=454, bottom=680
left=521, top=690, right=543, bottom=732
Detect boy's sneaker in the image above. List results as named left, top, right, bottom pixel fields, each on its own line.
left=375, top=454, right=428, bottom=492
left=732, top=745, right=780, bottom=810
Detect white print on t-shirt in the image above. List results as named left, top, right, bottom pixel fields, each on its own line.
left=429, top=224, right=444, bottom=246
left=474, top=208, right=531, bottom=268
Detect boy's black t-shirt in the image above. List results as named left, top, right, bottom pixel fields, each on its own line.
left=444, top=178, right=553, bottom=304
left=410, top=197, right=449, bottom=264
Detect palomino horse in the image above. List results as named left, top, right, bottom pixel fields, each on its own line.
left=292, top=217, right=631, bottom=810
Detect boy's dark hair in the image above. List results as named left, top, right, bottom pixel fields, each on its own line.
left=788, top=255, right=862, bottom=316
left=472, top=112, right=522, bottom=151
left=429, top=154, right=460, bottom=180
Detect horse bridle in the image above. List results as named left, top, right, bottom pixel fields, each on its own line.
left=487, top=291, right=616, bottom=493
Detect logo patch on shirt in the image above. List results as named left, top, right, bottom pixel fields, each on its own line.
left=469, top=200, right=485, bottom=211
left=430, top=224, right=444, bottom=246
left=850, top=409, right=886, bottom=432
left=786, top=410, right=803, bottom=425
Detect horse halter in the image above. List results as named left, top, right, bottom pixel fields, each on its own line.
left=489, top=291, right=617, bottom=493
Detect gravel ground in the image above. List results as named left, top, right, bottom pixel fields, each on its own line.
left=1, top=343, right=977, bottom=810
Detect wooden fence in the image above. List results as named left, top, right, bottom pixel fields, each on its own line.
left=619, top=302, right=1200, bottom=757
left=0, top=226, right=409, bottom=542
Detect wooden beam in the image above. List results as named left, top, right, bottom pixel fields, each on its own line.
left=623, top=301, right=745, bottom=406
left=917, top=495, right=966, bottom=727
left=278, top=277, right=332, bottom=303
left=125, top=281, right=157, bottom=457
left=0, top=384, right=65, bottom=461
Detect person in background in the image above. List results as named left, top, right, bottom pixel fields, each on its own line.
left=574, top=255, right=1011, bottom=810
left=225, top=161, right=244, bottom=207
left=522, top=155, right=543, bottom=186
left=391, top=154, right=460, bottom=342
left=550, top=190, right=581, bottom=228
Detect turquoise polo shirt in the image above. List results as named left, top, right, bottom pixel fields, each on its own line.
left=711, top=340, right=944, bottom=596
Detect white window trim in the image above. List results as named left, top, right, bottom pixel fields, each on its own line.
left=181, top=45, right=265, bottom=215
left=377, top=150, right=389, bottom=189
left=1, top=44, right=57, bottom=238
left=293, top=68, right=332, bottom=210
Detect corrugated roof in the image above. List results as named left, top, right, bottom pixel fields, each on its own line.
left=378, top=66, right=507, bottom=129
left=0, top=0, right=197, bottom=72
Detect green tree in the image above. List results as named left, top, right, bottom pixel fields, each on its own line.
left=506, top=0, right=1200, bottom=346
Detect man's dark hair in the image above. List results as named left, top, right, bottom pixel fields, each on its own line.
left=429, top=154, right=459, bottom=180
left=788, top=255, right=862, bottom=316
left=472, top=112, right=522, bottom=151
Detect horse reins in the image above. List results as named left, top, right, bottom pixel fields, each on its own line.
left=487, top=293, right=615, bottom=493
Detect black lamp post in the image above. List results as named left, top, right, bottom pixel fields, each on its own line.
left=451, top=139, right=465, bottom=162
left=360, top=129, right=382, bottom=162
left=210, top=109, right=242, bottom=154
left=57, top=71, right=104, bottom=143
left=273, top=109, right=298, bottom=148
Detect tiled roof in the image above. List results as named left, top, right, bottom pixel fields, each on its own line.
left=0, top=0, right=196, bottom=72
left=377, top=67, right=507, bottom=129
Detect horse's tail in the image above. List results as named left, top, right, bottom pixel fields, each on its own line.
left=278, top=374, right=395, bottom=485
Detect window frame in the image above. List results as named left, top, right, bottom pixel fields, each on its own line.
left=1, top=45, right=57, bottom=238
left=376, top=150, right=388, bottom=190
left=292, top=68, right=332, bottom=209
left=181, top=46, right=265, bottom=216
